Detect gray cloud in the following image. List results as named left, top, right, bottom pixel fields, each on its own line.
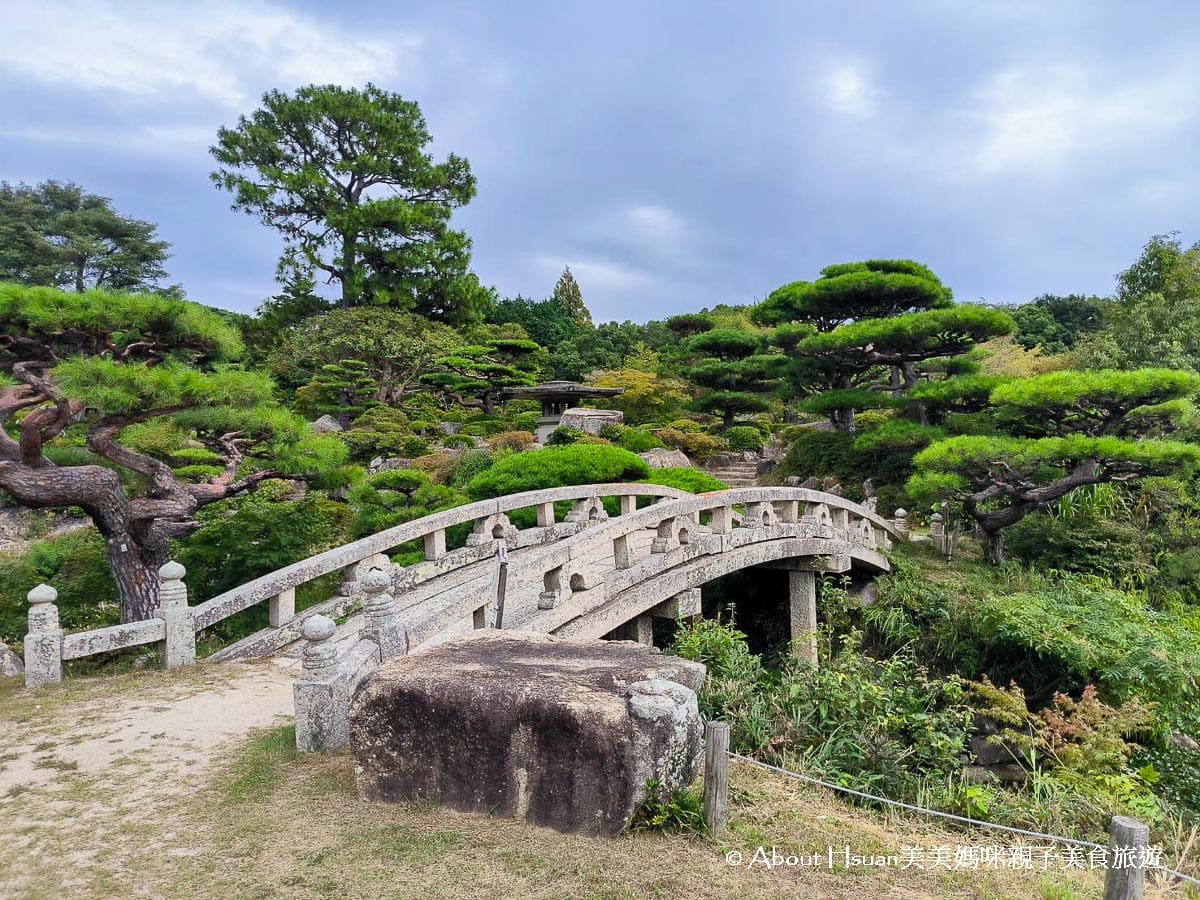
left=2, top=0, right=1197, bottom=320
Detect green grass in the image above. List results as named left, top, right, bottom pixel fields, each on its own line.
left=221, top=723, right=299, bottom=803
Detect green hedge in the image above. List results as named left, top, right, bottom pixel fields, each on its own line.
left=465, top=445, right=650, bottom=500
left=640, top=467, right=727, bottom=494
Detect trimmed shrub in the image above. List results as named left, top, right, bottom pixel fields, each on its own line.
left=441, top=434, right=476, bottom=450
left=443, top=449, right=494, bottom=488
left=465, top=445, right=650, bottom=500
left=618, top=428, right=664, bottom=453
left=723, top=425, right=765, bottom=452
left=657, top=428, right=727, bottom=462
left=487, top=430, right=536, bottom=452
left=400, top=435, right=432, bottom=457
left=640, top=467, right=726, bottom=494
left=347, top=468, right=465, bottom=539
left=546, top=425, right=586, bottom=446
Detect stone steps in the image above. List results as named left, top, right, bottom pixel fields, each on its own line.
left=703, top=461, right=761, bottom=488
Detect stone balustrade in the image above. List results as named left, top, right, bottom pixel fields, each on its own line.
left=18, top=482, right=903, bottom=696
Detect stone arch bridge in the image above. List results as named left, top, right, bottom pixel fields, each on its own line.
left=203, top=483, right=902, bottom=665
left=20, top=483, right=904, bottom=747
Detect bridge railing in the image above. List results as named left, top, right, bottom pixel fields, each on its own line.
left=393, top=486, right=901, bottom=647
left=18, top=482, right=689, bottom=684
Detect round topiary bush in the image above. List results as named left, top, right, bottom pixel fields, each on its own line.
left=464, top=445, right=650, bottom=500
left=724, top=426, right=765, bottom=452
left=441, top=434, right=476, bottom=450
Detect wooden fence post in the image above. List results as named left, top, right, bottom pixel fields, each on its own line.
left=1104, top=815, right=1149, bottom=900
left=703, top=721, right=730, bottom=836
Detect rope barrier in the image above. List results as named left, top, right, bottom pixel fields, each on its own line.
left=727, top=751, right=1200, bottom=888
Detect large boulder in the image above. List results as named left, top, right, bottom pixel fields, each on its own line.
left=558, top=407, right=624, bottom=436
left=349, top=631, right=705, bottom=836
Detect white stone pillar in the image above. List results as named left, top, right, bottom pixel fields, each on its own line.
left=156, top=561, right=196, bottom=670
left=788, top=570, right=818, bottom=667
left=24, top=583, right=63, bottom=687
left=359, top=568, right=406, bottom=660
left=619, top=494, right=637, bottom=516
left=633, top=615, right=653, bottom=646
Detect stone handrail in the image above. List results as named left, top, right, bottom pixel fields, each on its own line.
left=190, top=482, right=687, bottom=631
left=21, top=481, right=900, bottom=688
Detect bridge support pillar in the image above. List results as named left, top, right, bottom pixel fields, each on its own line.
left=788, top=570, right=818, bottom=667
left=619, top=494, right=637, bottom=516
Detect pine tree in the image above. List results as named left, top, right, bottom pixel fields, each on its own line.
left=552, top=267, right=593, bottom=329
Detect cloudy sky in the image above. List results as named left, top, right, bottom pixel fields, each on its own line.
left=2, top=1, right=1197, bottom=322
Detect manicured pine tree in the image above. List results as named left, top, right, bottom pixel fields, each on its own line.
left=752, top=260, right=1013, bottom=432
left=422, top=337, right=541, bottom=414
left=909, top=368, right=1200, bottom=563
left=683, top=327, right=776, bottom=430
left=0, top=284, right=345, bottom=621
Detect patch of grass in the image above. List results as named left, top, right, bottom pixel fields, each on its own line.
left=221, top=723, right=298, bottom=803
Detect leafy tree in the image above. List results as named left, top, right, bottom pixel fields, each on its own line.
left=268, top=307, right=458, bottom=400
left=0, top=284, right=346, bottom=621
left=753, top=260, right=1012, bottom=432
left=590, top=347, right=689, bottom=424
left=549, top=320, right=678, bottom=381
left=682, top=327, right=775, bottom=430
left=486, top=294, right=582, bottom=350
left=1076, top=234, right=1200, bottom=371
left=0, top=180, right=171, bottom=293
left=551, top=266, right=592, bottom=328
left=910, top=368, right=1200, bottom=563
left=211, top=83, right=486, bottom=324
left=422, top=336, right=541, bottom=414
left=1009, top=294, right=1107, bottom=354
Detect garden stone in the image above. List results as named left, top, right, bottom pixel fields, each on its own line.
left=558, top=407, right=623, bottom=436
left=349, top=631, right=705, bottom=836
left=639, top=447, right=692, bottom=469
left=311, top=415, right=344, bottom=433
left=0, top=641, right=23, bottom=677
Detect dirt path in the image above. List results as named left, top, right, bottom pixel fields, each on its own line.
left=0, top=660, right=294, bottom=800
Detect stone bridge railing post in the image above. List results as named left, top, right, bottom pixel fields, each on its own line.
left=156, top=561, right=196, bottom=670
left=295, top=615, right=340, bottom=752
left=24, top=584, right=63, bottom=688
left=360, top=567, right=406, bottom=660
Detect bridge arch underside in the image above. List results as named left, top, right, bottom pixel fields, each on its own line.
left=552, top=536, right=889, bottom=644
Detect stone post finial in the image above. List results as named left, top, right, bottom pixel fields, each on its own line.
left=302, top=615, right=338, bottom=678
left=28, top=583, right=60, bottom=634
left=891, top=508, right=909, bottom=539
left=360, top=567, right=406, bottom=660
left=157, top=560, right=188, bottom=609
left=25, top=584, right=63, bottom=687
